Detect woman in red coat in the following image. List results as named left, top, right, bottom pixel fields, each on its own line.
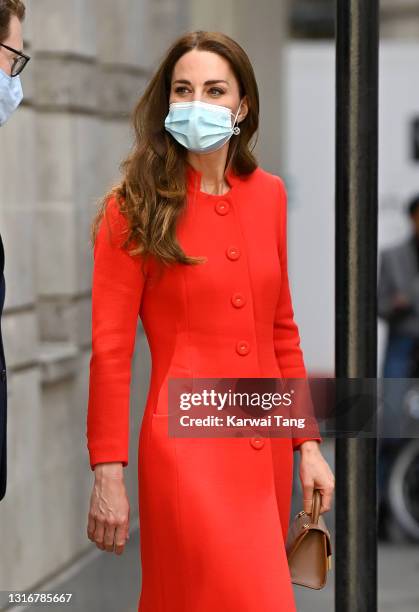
left=86, top=30, right=335, bottom=612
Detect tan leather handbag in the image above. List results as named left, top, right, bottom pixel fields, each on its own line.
left=286, top=489, right=332, bottom=589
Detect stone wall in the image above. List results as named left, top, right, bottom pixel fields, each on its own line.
left=0, top=0, right=188, bottom=591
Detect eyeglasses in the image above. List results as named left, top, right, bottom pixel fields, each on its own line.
left=0, top=42, right=30, bottom=76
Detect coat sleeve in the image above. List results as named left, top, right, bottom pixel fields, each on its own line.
left=86, top=195, right=146, bottom=471
left=273, top=177, right=322, bottom=451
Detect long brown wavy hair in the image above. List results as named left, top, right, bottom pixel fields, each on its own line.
left=90, top=30, right=260, bottom=268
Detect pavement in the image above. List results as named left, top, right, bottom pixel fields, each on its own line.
left=3, top=440, right=419, bottom=612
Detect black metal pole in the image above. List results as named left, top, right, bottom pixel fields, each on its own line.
left=335, top=1, right=379, bottom=611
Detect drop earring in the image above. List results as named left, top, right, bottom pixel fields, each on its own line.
left=232, top=100, right=243, bottom=135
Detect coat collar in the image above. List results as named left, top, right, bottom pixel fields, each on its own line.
left=186, top=161, right=240, bottom=198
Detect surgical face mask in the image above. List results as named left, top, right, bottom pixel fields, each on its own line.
left=164, top=99, right=243, bottom=154
left=0, top=68, right=23, bottom=126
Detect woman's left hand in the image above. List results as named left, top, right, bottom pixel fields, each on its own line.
left=298, top=441, right=335, bottom=515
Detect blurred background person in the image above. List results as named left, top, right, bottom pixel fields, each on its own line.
left=377, top=193, right=419, bottom=539
left=378, top=194, right=419, bottom=377
left=0, top=0, right=29, bottom=502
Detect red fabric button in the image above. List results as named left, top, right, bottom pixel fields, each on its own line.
left=250, top=436, right=265, bottom=449
left=215, top=201, right=230, bottom=215
left=226, top=246, right=241, bottom=261
left=236, top=340, right=250, bottom=355
left=231, top=293, right=246, bottom=308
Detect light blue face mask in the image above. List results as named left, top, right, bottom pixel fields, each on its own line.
left=164, top=99, right=243, bottom=154
left=0, top=68, right=23, bottom=126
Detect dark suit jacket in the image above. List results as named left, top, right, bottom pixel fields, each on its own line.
left=0, top=232, right=7, bottom=501
left=377, top=234, right=419, bottom=337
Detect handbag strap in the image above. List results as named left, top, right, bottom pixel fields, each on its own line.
left=311, top=489, right=322, bottom=524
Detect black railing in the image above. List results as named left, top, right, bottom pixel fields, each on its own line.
left=335, top=1, right=379, bottom=611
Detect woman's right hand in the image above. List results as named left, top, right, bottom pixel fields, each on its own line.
left=87, top=462, right=130, bottom=555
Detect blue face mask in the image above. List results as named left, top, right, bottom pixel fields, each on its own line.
left=0, top=68, right=23, bottom=126
left=164, top=99, right=243, bottom=154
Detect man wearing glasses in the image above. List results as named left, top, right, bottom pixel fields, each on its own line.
left=0, top=0, right=29, bottom=502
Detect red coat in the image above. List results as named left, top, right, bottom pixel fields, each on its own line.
left=87, top=162, right=322, bottom=611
